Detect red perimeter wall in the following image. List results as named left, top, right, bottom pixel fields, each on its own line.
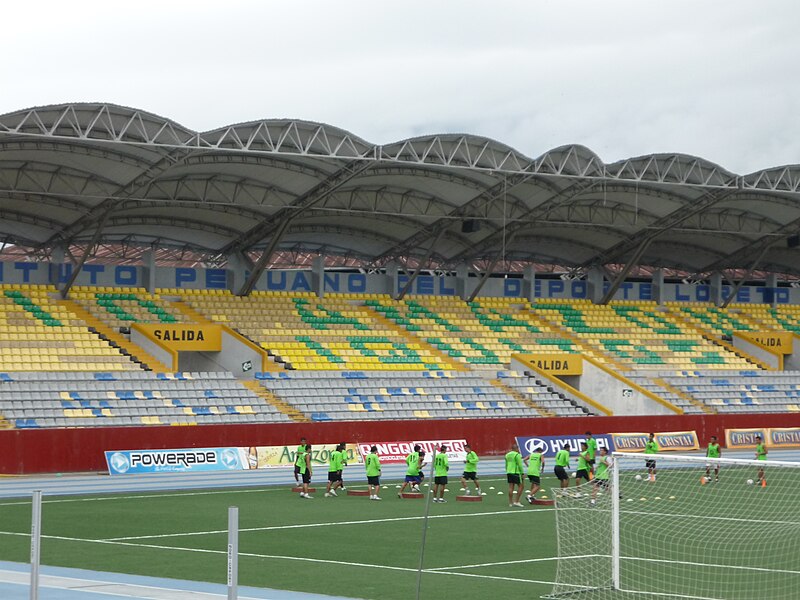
left=2, top=413, right=799, bottom=474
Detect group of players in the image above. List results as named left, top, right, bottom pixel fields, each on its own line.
left=292, top=431, right=772, bottom=501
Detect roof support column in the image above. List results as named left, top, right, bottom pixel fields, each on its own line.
left=651, top=268, right=665, bottom=305
left=523, top=265, right=536, bottom=303
left=312, top=255, right=325, bottom=299
left=384, top=262, right=399, bottom=297
left=710, top=272, right=724, bottom=307
left=59, top=207, right=113, bottom=299
left=587, top=267, right=605, bottom=304
left=142, top=249, right=156, bottom=294
left=455, top=264, right=470, bottom=301
left=765, top=273, right=779, bottom=308
left=48, top=243, right=67, bottom=288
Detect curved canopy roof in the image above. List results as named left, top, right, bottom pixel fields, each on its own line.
left=1, top=102, right=800, bottom=280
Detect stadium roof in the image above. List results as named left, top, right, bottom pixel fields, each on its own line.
left=2, top=102, right=800, bottom=285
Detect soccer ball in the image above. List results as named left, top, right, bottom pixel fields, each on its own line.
left=704, top=477, right=711, bottom=483
left=634, top=474, right=643, bottom=481
left=571, top=472, right=577, bottom=479
left=746, top=479, right=754, bottom=485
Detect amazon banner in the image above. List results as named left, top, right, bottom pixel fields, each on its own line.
left=132, top=323, right=222, bottom=351
left=244, top=443, right=362, bottom=469
left=611, top=431, right=699, bottom=453
left=515, top=434, right=613, bottom=458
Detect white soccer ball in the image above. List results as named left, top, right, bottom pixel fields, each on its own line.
left=634, top=474, right=643, bottom=481
left=571, top=472, right=577, bottom=479
left=746, top=479, right=754, bottom=485
left=704, top=477, right=711, bottom=483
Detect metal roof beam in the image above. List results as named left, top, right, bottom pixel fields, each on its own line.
left=720, top=243, right=774, bottom=308
left=235, top=159, right=374, bottom=295
left=581, top=188, right=739, bottom=269
left=395, top=228, right=447, bottom=301
left=599, top=238, right=653, bottom=304
left=59, top=207, right=113, bottom=299
left=467, top=230, right=518, bottom=302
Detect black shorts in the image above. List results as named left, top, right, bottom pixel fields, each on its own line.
left=576, top=469, right=589, bottom=480
left=328, top=471, right=342, bottom=482
left=434, top=476, right=448, bottom=485
left=507, top=474, right=521, bottom=485
left=528, top=474, right=541, bottom=484
left=645, top=459, right=656, bottom=469
left=594, top=479, right=609, bottom=489
left=367, top=475, right=380, bottom=485
left=301, top=471, right=311, bottom=484
left=554, top=466, right=569, bottom=481
left=294, top=465, right=301, bottom=476
left=462, top=471, right=477, bottom=480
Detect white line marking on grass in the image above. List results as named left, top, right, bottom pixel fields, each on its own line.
left=0, top=487, right=283, bottom=507
left=0, top=532, right=578, bottom=589
left=103, top=507, right=553, bottom=542
left=624, top=556, right=800, bottom=577
left=426, top=554, right=600, bottom=571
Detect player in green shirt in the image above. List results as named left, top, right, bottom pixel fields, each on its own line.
left=298, top=443, right=313, bottom=499
left=644, top=433, right=659, bottom=482
left=755, top=435, right=768, bottom=487
left=293, top=437, right=307, bottom=484
left=576, top=442, right=591, bottom=487
left=591, top=447, right=612, bottom=506
left=365, top=445, right=382, bottom=500
left=554, top=446, right=570, bottom=489
left=524, top=448, right=545, bottom=502
left=460, top=444, right=481, bottom=496
left=704, top=435, right=721, bottom=483
left=505, top=442, right=525, bottom=507
left=338, top=441, right=348, bottom=491
left=398, top=445, right=422, bottom=497
left=325, top=445, right=343, bottom=497
left=585, top=431, right=598, bottom=476
left=432, top=445, right=450, bottom=503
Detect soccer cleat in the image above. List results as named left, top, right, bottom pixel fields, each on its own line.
left=463, top=489, right=470, bottom=496
left=590, top=499, right=596, bottom=506
left=513, top=502, right=524, bottom=508
left=340, top=486, right=347, bottom=491
left=438, top=498, right=447, bottom=503
left=329, top=489, right=337, bottom=497
left=372, top=496, right=382, bottom=501
left=397, top=492, right=402, bottom=498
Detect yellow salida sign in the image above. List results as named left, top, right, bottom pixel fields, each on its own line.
left=514, top=353, right=583, bottom=375
left=133, top=324, right=222, bottom=351
left=738, top=331, right=793, bottom=354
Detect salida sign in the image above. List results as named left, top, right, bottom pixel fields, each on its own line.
left=133, top=323, right=223, bottom=351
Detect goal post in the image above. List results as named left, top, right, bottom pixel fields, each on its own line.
left=545, top=452, right=800, bottom=599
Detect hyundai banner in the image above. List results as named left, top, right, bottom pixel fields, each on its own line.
left=515, top=434, right=614, bottom=458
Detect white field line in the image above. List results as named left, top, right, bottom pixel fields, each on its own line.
left=623, top=556, right=800, bottom=577
left=426, top=554, right=601, bottom=571
left=103, top=508, right=548, bottom=541
left=559, top=506, right=800, bottom=528
left=0, top=532, right=582, bottom=588
left=0, top=477, right=515, bottom=507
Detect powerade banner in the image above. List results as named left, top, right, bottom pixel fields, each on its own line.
left=515, top=434, right=613, bottom=458
left=105, top=447, right=242, bottom=475
left=725, top=428, right=768, bottom=450
left=357, top=439, right=468, bottom=464
left=611, top=431, right=699, bottom=453
left=244, top=444, right=362, bottom=469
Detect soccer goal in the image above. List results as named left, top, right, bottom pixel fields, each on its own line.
left=544, top=452, right=800, bottom=599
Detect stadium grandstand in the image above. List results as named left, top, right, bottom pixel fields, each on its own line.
left=0, top=102, right=799, bottom=441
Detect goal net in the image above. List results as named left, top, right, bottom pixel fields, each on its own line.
left=544, top=452, right=800, bottom=599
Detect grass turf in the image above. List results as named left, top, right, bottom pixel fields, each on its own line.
left=0, top=476, right=561, bottom=599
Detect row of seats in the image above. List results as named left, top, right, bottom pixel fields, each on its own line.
left=0, top=371, right=291, bottom=428
left=256, top=370, right=591, bottom=421
left=0, top=286, right=139, bottom=372
left=71, top=286, right=186, bottom=328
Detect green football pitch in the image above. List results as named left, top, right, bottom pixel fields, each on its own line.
left=0, top=476, right=562, bottom=599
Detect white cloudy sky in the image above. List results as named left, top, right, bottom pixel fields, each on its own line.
left=2, top=0, right=798, bottom=174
